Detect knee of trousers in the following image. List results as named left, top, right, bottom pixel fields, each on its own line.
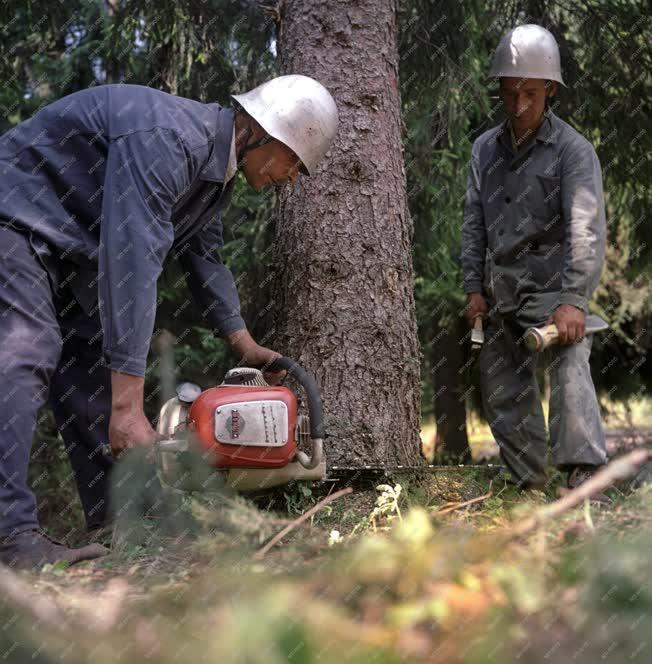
left=480, top=360, right=536, bottom=414
left=0, top=341, right=63, bottom=407
left=548, top=338, right=594, bottom=396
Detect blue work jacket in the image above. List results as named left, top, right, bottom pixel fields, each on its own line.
left=0, top=84, right=245, bottom=376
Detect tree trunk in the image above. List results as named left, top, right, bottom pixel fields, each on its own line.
left=429, top=315, right=472, bottom=463
left=273, top=0, right=421, bottom=467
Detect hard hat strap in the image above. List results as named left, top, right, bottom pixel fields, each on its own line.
left=233, top=106, right=275, bottom=161
left=243, top=133, right=274, bottom=153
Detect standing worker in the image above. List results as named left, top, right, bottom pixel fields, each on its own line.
left=461, top=25, right=609, bottom=499
left=0, top=76, right=338, bottom=568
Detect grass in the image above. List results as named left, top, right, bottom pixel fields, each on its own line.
left=16, top=398, right=652, bottom=664
left=8, top=446, right=650, bottom=664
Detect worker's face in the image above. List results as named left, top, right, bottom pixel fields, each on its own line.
left=499, top=77, right=556, bottom=130
left=241, top=140, right=303, bottom=191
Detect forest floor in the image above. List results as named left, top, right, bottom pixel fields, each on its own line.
left=4, top=432, right=652, bottom=664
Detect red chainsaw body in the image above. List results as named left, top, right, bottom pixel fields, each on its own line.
left=187, top=385, right=298, bottom=468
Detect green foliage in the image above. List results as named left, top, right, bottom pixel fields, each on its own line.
left=27, top=409, right=87, bottom=540
left=13, top=449, right=652, bottom=663
left=282, top=482, right=314, bottom=515
left=399, top=1, right=497, bottom=425
left=4, top=0, right=651, bottom=531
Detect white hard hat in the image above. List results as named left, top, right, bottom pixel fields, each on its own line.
left=489, top=24, right=565, bottom=86
left=232, top=74, right=339, bottom=175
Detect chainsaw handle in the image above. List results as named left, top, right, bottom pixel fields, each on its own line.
left=267, top=356, right=325, bottom=440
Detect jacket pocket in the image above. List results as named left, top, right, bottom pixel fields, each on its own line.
left=525, top=174, right=562, bottom=229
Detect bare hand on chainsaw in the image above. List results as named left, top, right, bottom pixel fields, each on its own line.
left=546, top=304, right=586, bottom=346
left=109, top=409, right=162, bottom=459
left=225, top=329, right=287, bottom=385
left=109, top=372, right=162, bottom=459
left=465, top=292, right=488, bottom=327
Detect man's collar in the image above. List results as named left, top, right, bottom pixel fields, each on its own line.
left=223, top=125, right=238, bottom=184
left=199, top=105, right=235, bottom=182
left=535, top=110, right=559, bottom=145
left=497, top=110, right=558, bottom=152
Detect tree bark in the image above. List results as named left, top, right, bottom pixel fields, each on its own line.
left=273, top=0, right=421, bottom=467
left=429, top=315, right=472, bottom=462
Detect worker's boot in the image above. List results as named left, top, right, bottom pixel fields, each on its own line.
left=87, top=523, right=115, bottom=548
left=519, top=478, right=548, bottom=492
left=567, top=465, right=612, bottom=505
left=500, top=469, right=548, bottom=492
left=0, top=529, right=108, bottom=570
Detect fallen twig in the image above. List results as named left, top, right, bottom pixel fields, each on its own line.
left=431, top=491, right=493, bottom=516
left=254, top=487, right=354, bottom=560
left=510, top=448, right=651, bottom=538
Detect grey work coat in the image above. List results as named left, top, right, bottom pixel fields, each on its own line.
left=461, top=111, right=606, bottom=326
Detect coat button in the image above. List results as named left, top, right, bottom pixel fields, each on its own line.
left=505, top=196, right=511, bottom=203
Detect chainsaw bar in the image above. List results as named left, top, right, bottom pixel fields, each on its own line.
left=325, top=463, right=504, bottom=480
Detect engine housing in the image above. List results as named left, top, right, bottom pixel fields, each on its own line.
left=188, top=385, right=298, bottom=468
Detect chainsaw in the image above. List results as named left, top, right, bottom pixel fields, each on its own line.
left=147, top=355, right=503, bottom=493
left=141, top=317, right=611, bottom=493
left=153, top=357, right=327, bottom=492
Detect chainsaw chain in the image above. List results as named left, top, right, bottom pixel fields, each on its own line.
left=325, top=463, right=504, bottom=479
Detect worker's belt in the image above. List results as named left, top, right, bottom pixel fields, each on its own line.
left=492, top=239, right=561, bottom=267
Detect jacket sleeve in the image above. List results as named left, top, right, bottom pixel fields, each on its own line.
left=176, top=203, right=246, bottom=337
left=558, top=138, right=607, bottom=313
left=99, top=129, right=191, bottom=377
left=461, top=141, right=487, bottom=294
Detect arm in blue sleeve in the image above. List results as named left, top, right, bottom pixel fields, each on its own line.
left=176, top=208, right=246, bottom=336
left=461, top=141, right=487, bottom=293
left=558, top=137, right=607, bottom=313
left=99, top=129, right=191, bottom=376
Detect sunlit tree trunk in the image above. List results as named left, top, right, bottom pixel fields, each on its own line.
left=429, top=315, right=472, bottom=462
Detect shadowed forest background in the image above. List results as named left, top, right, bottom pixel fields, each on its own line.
left=1, top=0, right=648, bottom=525
left=0, top=2, right=650, bottom=663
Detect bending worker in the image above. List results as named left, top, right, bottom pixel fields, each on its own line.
left=0, top=76, right=338, bottom=568
left=461, top=25, right=608, bottom=499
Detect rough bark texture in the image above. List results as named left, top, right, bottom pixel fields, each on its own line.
left=273, top=0, right=421, bottom=467
left=429, top=317, right=472, bottom=462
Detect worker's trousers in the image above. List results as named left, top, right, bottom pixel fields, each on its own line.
left=479, top=312, right=607, bottom=485
left=0, top=225, right=113, bottom=537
